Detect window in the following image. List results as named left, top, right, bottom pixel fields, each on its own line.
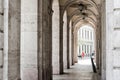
left=79, top=45, right=81, bottom=55
left=90, top=45, right=92, bottom=53
left=82, top=29, right=84, bottom=39
left=82, top=45, right=84, bottom=51
left=91, top=31, right=92, bottom=40
left=85, top=30, right=86, bottom=39
left=87, top=45, right=89, bottom=53
left=85, top=45, right=86, bottom=53
left=87, top=31, right=89, bottom=40
left=88, top=31, right=90, bottom=40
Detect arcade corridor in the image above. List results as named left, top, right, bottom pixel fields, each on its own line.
left=0, top=0, right=120, bottom=80
left=53, top=58, right=100, bottom=80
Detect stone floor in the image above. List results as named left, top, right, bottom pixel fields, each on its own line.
left=53, top=58, right=100, bottom=80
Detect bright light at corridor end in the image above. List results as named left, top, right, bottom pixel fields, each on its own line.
left=77, top=24, right=96, bottom=63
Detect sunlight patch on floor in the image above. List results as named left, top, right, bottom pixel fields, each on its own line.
left=78, top=58, right=92, bottom=66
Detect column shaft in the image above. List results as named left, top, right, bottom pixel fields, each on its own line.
left=67, top=19, right=70, bottom=69
left=59, top=11, right=64, bottom=74
left=38, top=0, right=52, bottom=80
left=4, top=0, right=21, bottom=80
left=72, top=32, right=74, bottom=65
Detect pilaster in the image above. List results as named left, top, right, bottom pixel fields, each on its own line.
left=3, top=0, right=21, bottom=80
left=59, top=5, right=64, bottom=74
left=37, top=0, right=52, bottom=80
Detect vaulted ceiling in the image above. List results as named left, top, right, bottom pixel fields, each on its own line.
left=59, top=0, right=101, bottom=29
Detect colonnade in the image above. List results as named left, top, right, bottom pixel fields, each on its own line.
left=0, top=0, right=120, bottom=80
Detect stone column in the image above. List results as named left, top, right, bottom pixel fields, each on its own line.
left=96, top=26, right=100, bottom=69
left=73, top=31, right=78, bottom=63
left=97, top=18, right=102, bottom=75
left=71, top=24, right=75, bottom=65
left=3, top=0, right=21, bottom=80
left=52, top=0, right=60, bottom=74
left=21, top=0, right=38, bottom=80
left=38, top=0, right=52, bottom=80
left=69, top=20, right=72, bottom=66
left=63, top=11, right=67, bottom=69
left=59, top=6, right=64, bottom=74
left=67, top=17, right=70, bottom=69
left=101, top=1, right=106, bottom=79
left=0, top=0, right=3, bottom=79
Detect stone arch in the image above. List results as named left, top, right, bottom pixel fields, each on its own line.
left=73, top=17, right=97, bottom=28
left=62, top=0, right=99, bottom=15
left=73, top=21, right=96, bottom=63
left=69, top=9, right=98, bottom=21
left=74, top=22, right=96, bottom=32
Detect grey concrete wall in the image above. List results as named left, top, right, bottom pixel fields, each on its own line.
left=21, top=0, right=38, bottom=80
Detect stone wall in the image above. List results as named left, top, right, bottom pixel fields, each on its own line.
left=112, top=0, right=120, bottom=80
left=102, top=0, right=120, bottom=80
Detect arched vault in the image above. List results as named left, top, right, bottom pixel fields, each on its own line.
left=59, top=0, right=101, bottom=30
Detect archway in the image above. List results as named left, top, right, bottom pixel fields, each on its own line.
left=77, top=25, right=96, bottom=59
left=53, top=0, right=103, bottom=79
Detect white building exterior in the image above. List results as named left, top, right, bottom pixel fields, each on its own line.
left=78, top=25, right=95, bottom=57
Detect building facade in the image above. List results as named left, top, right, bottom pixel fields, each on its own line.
left=78, top=25, right=95, bottom=57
